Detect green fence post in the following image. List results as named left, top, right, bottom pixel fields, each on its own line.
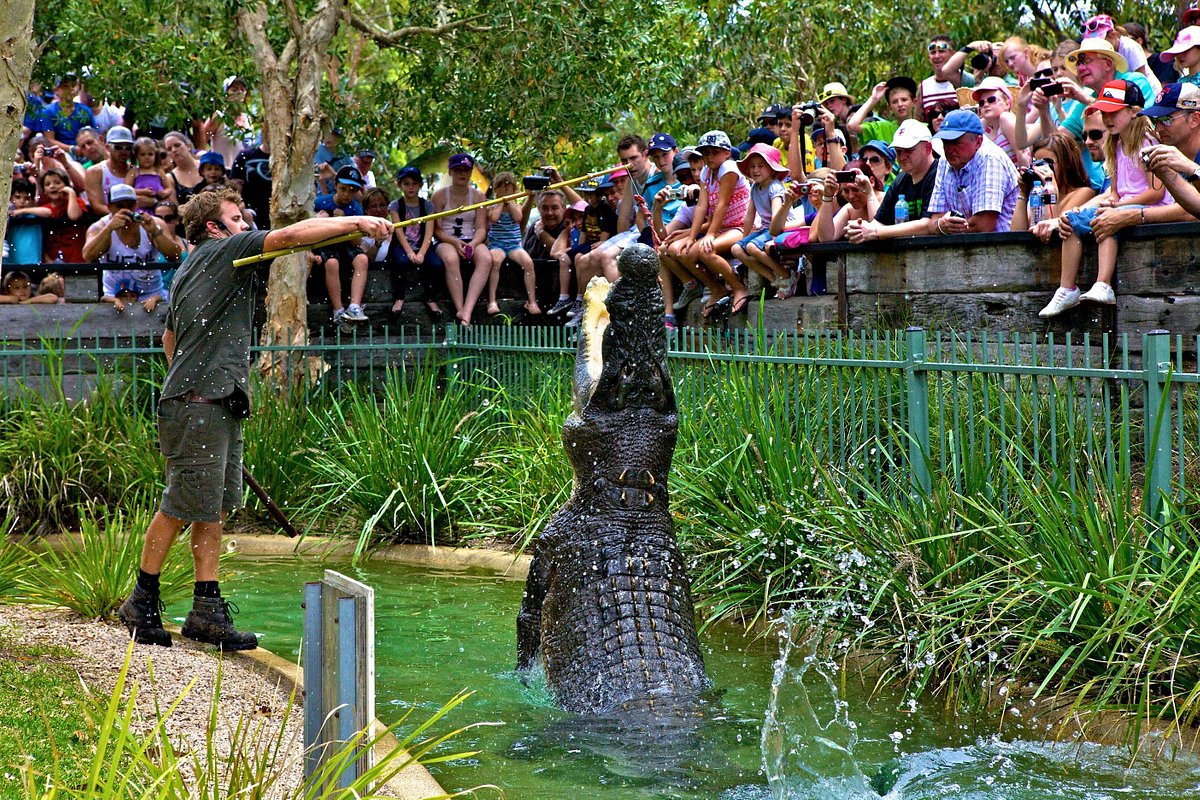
left=1143, top=329, right=1172, bottom=527
left=905, top=326, right=931, bottom=498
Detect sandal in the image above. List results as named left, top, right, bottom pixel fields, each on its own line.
left=729, top=294, right=751, bottom=316
left=701, top=294, right=730, bottom=319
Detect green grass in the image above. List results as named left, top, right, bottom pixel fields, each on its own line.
left=0, top=629, right=95, bottom=792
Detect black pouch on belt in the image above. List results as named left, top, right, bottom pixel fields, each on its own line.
left=221, top=387, right=251, bottom=420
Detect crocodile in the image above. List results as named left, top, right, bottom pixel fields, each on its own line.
left=516, top=243, right=709, bottom=715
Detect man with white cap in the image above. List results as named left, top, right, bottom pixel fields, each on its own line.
left=926, top=110, right=1020, bottom=234
left=84, top=125, right=135, bottom=215
left=847, top=120, right=941, bottom=242
left=1128, top=82, right=1200, bottom=223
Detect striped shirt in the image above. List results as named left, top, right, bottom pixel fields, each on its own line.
left=928, top=138, right=1021, bottom=232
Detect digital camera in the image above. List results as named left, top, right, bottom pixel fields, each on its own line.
left=131, top=211, right=147, bottom=223
left=798, top=101, right=823, bottom=127
left=521, top=175, right=551, bottom=191
left=663, top=185, right=701, bottom=206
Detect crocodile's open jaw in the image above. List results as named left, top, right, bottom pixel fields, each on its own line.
left=577, top=276, right=612, bottom=411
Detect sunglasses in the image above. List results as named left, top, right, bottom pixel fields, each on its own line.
left=927, top=42, right=952, bottom=52
left=927, top=106, right=953, bottom=119
left=1151, top=112, right=1184, bottom=128
left=1084, top=129, right=1107, bottom=141
left=862, top=155, right=886, bottom=165
left=1034, top=68, right=1054, bottom=79
left=111, top=143, right=134, bottom=150
left=158, top=213, right=178, bottom=222
left=1083, top=18, right=1112, bottom=34
left=980, top=94, right=1005, bottom=105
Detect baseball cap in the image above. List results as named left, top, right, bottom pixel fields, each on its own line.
left=891, top=119, right=933, bottom=149
left=933, top=109, right=985, bottom=140
left=108, top=184, right=137, bottom=204
left=811, top=127, right=847, bottom=146
left=648, top=133, right=678, bottom=152
left=696, top=130, right=738, bottom=155
left=1163, top=26, right=1200, bottom=61
left=1186, top=3, right=1200, bottom=26
left=569, top=200, right=588, bottom=213
left=596, top=174, right=616, bottom=190
left=609, top=167, right=629, bottom=180
left=671, top=153, right=690, bottom=173
left=1140, top=81, right=1200, bottom=118
left=356, top=149, right=376, bottom=159
left=199, top=151, right=226, bottom=169
left=819, top=82, right=854, bottom=104
left=971, top=76, right=1012, bottom=102
left=757, top=103, right=787, bottom=122
left=222, top=75, right=247, bottom=93
left=859, top=140, right=896, bottom=163
left=1065, top=39, right=1128, bottom=74
left=395, top=165, right=422, bottom=183
left=105, top=125, right=134, bottom=145
left=336, top=164, right=364, bottom=187
left=577, top=178, right=600, bottom=192
left=1082, top=14, right=1115, bottom=39
left=1085, top=79, right=1145, bottom=115
left=885, top=76, right=918, bottom=99
left=746, top=127, right=777, bottom=147
left=448, top=152, right=475, bottom=171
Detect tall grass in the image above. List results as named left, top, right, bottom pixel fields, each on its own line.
left=305, top=366, right=501, bottom=556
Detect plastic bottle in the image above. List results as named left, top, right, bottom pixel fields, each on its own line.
left=894, top=194, right=910, bottom=224
left=1028, top=181, right=1044, bottom=226
left=1044, top=185, right=1058, bottom=219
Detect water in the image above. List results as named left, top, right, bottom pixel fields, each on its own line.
left=170, top=559, right=1200, bottom=799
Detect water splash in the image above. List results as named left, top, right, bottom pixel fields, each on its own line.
left=761, top=610, right=881, bottom=800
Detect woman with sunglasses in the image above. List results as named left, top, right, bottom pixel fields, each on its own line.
left=972, top=77, right=1030, bottom=168
left=154, top=200, right=189, bottom=257
left=1012, top=132, right=1094, bottom=239
left=923, top=103, right=958, bottom=134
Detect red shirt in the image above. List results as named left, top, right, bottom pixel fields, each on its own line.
left=39, top=194, right=89, bottom=263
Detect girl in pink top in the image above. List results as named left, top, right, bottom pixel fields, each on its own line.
left=126, top=137, right=176, bottom=210
left=1040, top=79, right=1165, bottom=317
left=689, top=130, right=753, bottom=318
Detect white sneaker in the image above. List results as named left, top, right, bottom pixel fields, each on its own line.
left=344, top=303, right=368, bottom=322
left=333, top=308, right=346, bottom=323
left=1079, top=281, right=1116, bottom=305
left=1038, top=287, right=1081, bottom=318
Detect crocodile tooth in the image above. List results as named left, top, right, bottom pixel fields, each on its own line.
left=646, top=491, right=654, bottom=505
left=618, top=469, right=629, bottom=484
left=620, top=489, right=628, bottom=505
left=645, top=471, right=655, bottom=486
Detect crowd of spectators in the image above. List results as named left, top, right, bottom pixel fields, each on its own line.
left=9, top=11, right=1200, bottom=326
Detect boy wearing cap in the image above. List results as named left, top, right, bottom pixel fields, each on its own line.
left=199, top=152, right=231, bottom=189
left=849, top=77, right=918, bottom=148
left=34, top=73, right=96, bottom=150
left=848, top=120, right=940, bottom=243
left=928, top=110, right=1021, bottom=234
left=314, top=164, right=371, bottom=322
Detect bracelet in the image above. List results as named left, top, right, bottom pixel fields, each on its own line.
left=1140, top=208, right=1146, bottom=225
left=936, top=218, right=946, bottom=234
left=822, top=194, right=836, bottom=201
left=1018, top=195, right=1028, bottom=202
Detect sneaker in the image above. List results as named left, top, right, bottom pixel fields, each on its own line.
left=563, top=300, right=583, bottom=323
left=1038, top=287, right=1081, bottom=318
left=546, top=297, right=574, bottom=316
left=1080, top=281, right=1116, bottom=305
left=181, top=596, right=258, bottom=651
left=332, top=308, right=346, bottom=323
left=118, top=585, right=172, bottom=647
left=673, top=281, right=704, bottom=311
left=775, top=275, right=797, bottom=300
left=664, top=313, right=676, bottom=331
left=343, top=304, right=368, bottom=322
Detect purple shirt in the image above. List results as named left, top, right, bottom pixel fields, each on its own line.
left=928, top=138, right=1021, bottom=232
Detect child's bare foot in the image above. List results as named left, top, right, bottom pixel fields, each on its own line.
left=486, top=302, right=501, bottom=315
left=524, top=301, right=542, bottom=315
left=391, top=300, right=404, bottom=313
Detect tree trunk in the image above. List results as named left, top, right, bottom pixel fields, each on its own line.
left=237, top=0, right=345, bottom=388
left=0, top=1, right=37, bottom=271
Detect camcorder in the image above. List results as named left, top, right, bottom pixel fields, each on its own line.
left=521, top=175, right=552, bottom=191
left=797, top=101, right=823, bottom=127
left=970, top=45, right=995, bottom=71
left=663, top=184, right=701, bottom=206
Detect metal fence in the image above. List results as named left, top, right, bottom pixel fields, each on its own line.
left=1, top=324, right=1193, bottom=518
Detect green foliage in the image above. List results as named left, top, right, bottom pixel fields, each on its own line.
left=15, top=506, right=194, bottom=619
left=13, top=639, right=490, bottom=799
left=305, top=367, right=500, bottom=556
left=0, top=631, right=96, bottom=793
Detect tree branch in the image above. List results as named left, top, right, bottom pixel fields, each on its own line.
left=1024, top=0, right=1063, bottom=41
left=347, top=7, right=490, bottom=46
left=235, top=2, right=278, bottom=73
left=280, top=0, right=305, bottom=42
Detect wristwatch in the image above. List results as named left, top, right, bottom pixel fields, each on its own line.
left=1187, top=167, right=1200, bottom=185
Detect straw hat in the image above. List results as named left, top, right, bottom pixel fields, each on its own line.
left=1064, top=38, right=1128, bottom=75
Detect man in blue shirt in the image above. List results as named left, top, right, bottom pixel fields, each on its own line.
left=34, top=73, right=96, bottom=148
left=314, top=164, right=370, bottom=322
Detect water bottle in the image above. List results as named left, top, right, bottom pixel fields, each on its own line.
left=1044, top=185, right=1058, bottom=218
left=1028, top=181, right=1044, bottom=226
left=893, top=194, right=909, bottom=224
